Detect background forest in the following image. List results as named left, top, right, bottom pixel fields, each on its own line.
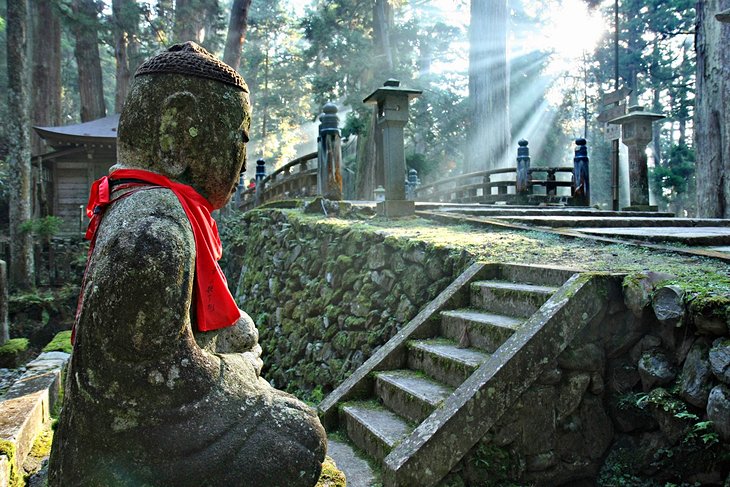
left=0, top=0, right=716, bottom=232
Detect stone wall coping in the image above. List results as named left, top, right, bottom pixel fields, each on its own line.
left=0, top=351, right=69, bottom=487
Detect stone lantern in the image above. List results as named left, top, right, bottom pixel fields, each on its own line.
left=609, top=105, right=665, bottom=210
left=364, top=79, right=422, bottom=217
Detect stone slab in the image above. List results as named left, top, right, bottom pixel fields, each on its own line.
left=440, top=309, right=521, bottom=353
left=342, top=403, right=412, bottom=461
left=494, top=216, right=730, bottom=228
left=573, top=227, right=730, bottom=245
left=326, top=438, right=378, bottom=487
left=375, top=370, right=453, bottom=423
left=377, top=200, right=415, bottom=217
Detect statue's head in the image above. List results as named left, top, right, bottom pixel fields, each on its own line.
left=116, top=42, right=250, bottom=208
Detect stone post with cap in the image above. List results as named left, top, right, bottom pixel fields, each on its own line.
left=254, top=158, right=266, bottom=206
left=364, top=79, right=422, bottom=217
left=572, top=138, right=590, bottom=206
left=609, top=105, right=664, bottom=210
left=317, top=102, right=343, bottom=200
left=515, top=140, right=531, bottom=202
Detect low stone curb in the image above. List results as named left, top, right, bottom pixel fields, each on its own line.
left=0, top=351, right=69, bottom=487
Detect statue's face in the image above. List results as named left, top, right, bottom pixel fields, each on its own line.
left=188, top=88, right=251, bottom=209
left=117, top=75, right=251, bottom=209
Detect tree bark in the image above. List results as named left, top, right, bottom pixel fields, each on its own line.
left=112, top=0, right=140, bottom=112
left=695, top=0, right=730, bottom=218
left=373, top=0, right=394, bottom=75
left=467, top=0, right=510, bottom=172
left=174, top=0, right=202, bottom=43
left=30, top=0, right=62, bottom=154
left=72, top=0, right=107, bottom=122
left=222, top=0, right=252, bottom=71
left=7, top=0, right=35, bottom=290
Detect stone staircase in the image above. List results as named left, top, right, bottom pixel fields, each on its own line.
left=320, top=262, right=610, bottom=487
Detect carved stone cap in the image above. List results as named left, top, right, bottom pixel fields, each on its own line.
left=135, top=41, right=248, bottom=92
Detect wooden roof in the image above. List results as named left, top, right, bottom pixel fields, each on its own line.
left=34, top=114, right=120, bottom=149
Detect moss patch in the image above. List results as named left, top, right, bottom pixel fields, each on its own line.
left=0, top=338, right=29, bottom=354
left=42, top=330, right=73, bottom=354
left=29, top=428, right=53, bottom=459
left=0, top=439, right=24, bottom=487
left=315, top=456, right=347, bottom=487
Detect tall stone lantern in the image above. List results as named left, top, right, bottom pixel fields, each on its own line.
left=364, top=79, right=422, bottom=217
left=609, top=105, right=665, bottom=210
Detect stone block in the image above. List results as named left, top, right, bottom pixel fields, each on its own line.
left=557, top=373, right=591, bottom=421
left=638, top=349, right=676, bottom=391
left=709, top=338, right=730, bottom=385
left=680, top=338, right=712, bottom=408
left=707, top=384, right=730, bottom=441
left=377, top=200, right=415, bottom=217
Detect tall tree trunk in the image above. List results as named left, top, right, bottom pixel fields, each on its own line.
left=222, top=0, right=252, bottom=71
left=695, top=0, right=730, bottom=218
left=30, top=0, right=62, bottom=154
left=72, top=0, right=107, bottom=122
left=112, top=0, right=140, bottom=112
left=174, top=0, right=203, bottom=43
left=7, top=0, right=35, bottom=290
left=467, top=0, right=510, bottom=172
left=373, top=0, right=394, bottom=75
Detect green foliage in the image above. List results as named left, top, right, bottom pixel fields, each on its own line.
left=43, top=330, right=73, bottom=354
left=19, top=216, right=63, bottom=239
left=651, top=143, right=696, bottom=215
left=0, top=337, right=29, bottom=354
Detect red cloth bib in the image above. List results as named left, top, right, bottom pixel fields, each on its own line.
left=82, top=168, right=241, bottom=333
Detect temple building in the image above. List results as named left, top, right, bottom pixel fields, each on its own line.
left=33, top=115, right=119, bottom=233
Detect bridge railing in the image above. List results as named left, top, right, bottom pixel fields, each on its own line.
left=238, top=151, right=318, bottom=212
left=414, top=138, right=590, bottom=206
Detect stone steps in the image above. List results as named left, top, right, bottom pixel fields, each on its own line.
left=341, top=402, right=414, bottom=461
left=407, top=339, right=490, bottom=388
left=320, top=262, right=585, bottom=487
left=375, top=370, right=453, bottom=423
left=440, top=309, right=522, bottom=353
left=470, top=280, right=557, bottom=317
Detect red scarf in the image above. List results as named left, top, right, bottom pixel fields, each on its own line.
left=80, top=168, right=240, bottom=335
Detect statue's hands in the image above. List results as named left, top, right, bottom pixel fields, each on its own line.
left=241, top=344, right=263, bottom=377
left=194, top=310, right=260, bottom=356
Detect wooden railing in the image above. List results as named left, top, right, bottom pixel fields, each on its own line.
left=414, top=166, right=575, bottom=204
left=238, top=151, right=318, bottom=212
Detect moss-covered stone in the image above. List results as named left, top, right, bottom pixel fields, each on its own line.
left=42, top=331, right=72, bottom=354
left=0, top=338, right=30, bottom=368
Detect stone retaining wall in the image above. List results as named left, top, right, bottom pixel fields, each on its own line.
left=227, top=209, right=730, bottom=485
left=224, top=209, right=471, bottom=398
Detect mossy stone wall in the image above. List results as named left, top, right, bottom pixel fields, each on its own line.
left=224, top=209, right=471, bottom=398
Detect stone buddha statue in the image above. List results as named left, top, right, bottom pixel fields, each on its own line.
left=48, top=42, right=327, bottom=487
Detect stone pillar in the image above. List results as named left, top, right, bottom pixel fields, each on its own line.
left=317, top=102, right=343, bottom=200
left=364, top=79, right=422, bottom=217
left=0, top=260, right=7, bottom=345
left=516, top=139, right=531, bottom=201
left=572, top=138, right=590, bottom=207
left=254, top=158, right=266, bottom=206
left=611, top=106, right=664, bottom=210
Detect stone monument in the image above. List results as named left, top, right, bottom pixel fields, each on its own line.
left=48, top=43, right=327, bottom=486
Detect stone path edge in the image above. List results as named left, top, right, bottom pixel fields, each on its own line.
left=417, top=210, right=730, bottom=263
left=0, top=351, right=69, bottom=487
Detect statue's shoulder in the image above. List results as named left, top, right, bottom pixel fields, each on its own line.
left=95, top=187, right=196, bottom=259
